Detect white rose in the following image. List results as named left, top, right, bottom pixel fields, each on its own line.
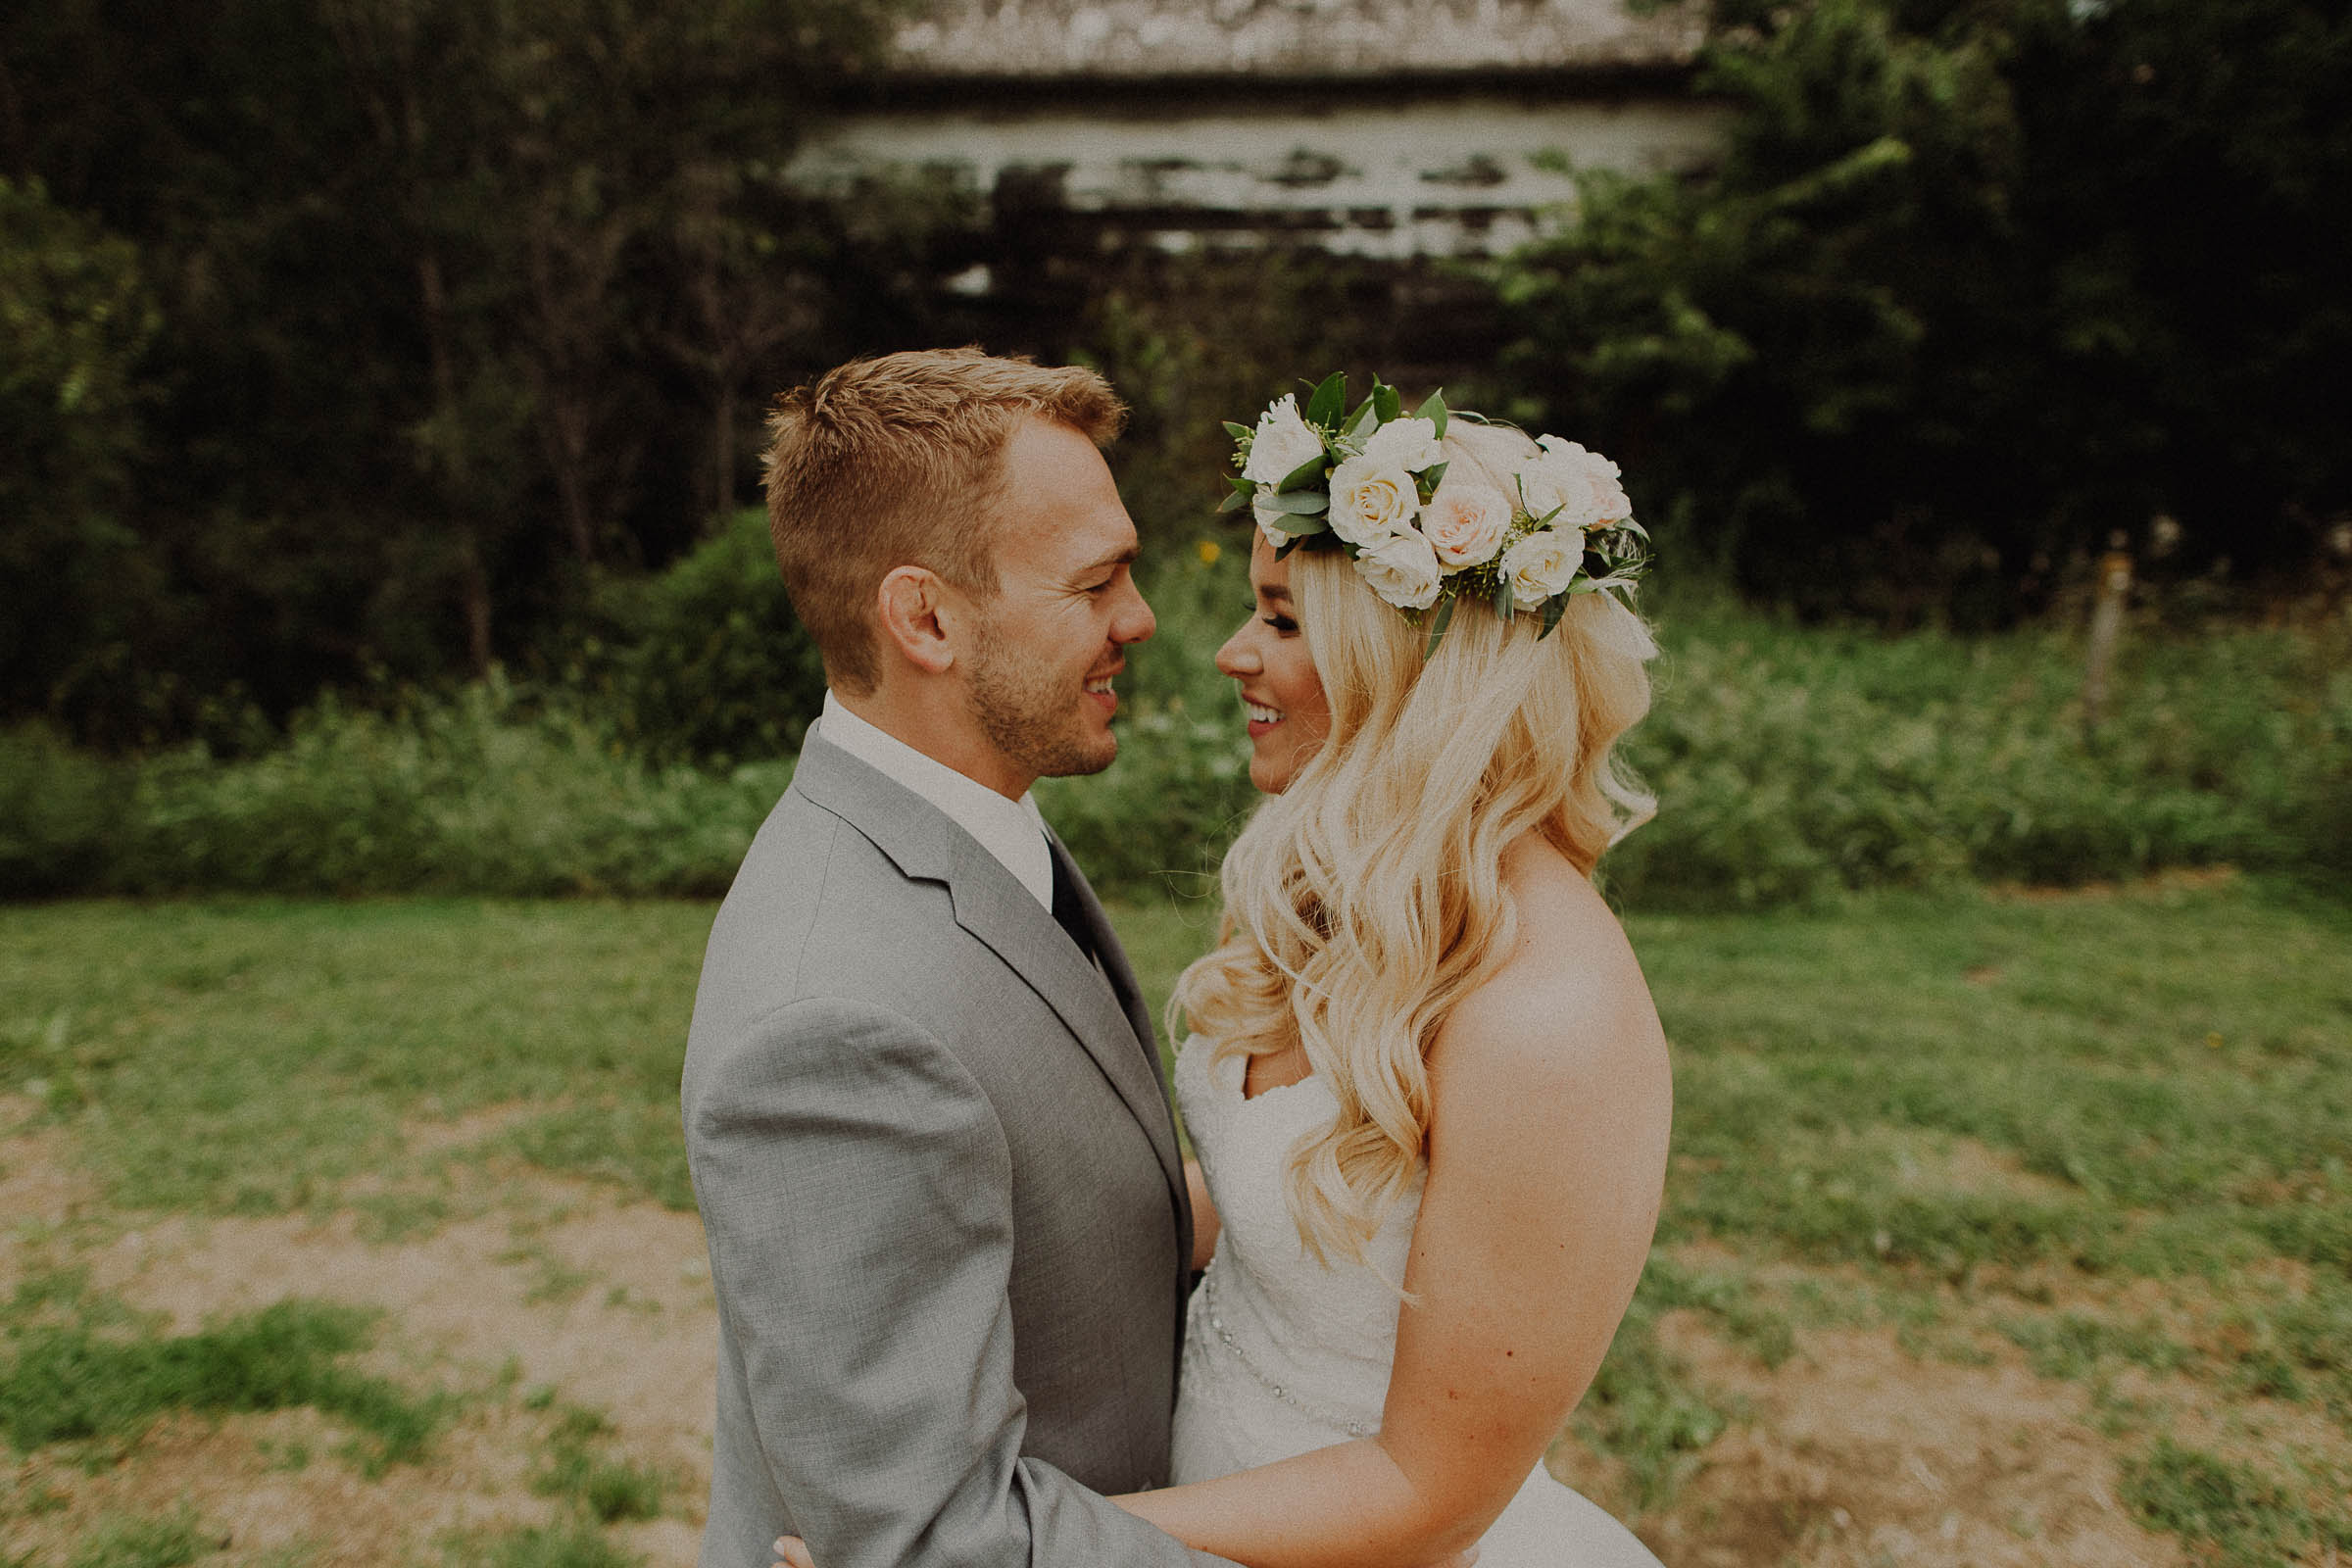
left=1502, top=528, right=1585, bottom=605
left=1417, top=480, right=1512, bottom=567
left=1359, top=416, right=1446, bottom=473
left=1352, top=528, right=1444, bottom=611
left=1514, top=452, right=1601, bottom=530
left=1530, top=436, right=1633, bottom=525
left=1326, top=456, right=1420, bottom=548
left=1242, top=394, right=1327, bottom=485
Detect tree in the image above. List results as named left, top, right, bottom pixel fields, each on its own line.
left=1, top=0, right=915, bottom=737
left=0, top=178, right=164, bottom=724
left=1498, top=0, right=2352, bottom=621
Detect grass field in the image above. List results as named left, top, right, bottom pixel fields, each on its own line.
left=3, top=878, right=2349, bottom=1565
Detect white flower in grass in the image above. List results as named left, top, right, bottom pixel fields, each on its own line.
left=1359, top=416, right=1445, bottom=473
left=1502, top=528, right=1585, bottom=606
left=1353, top=529, right=1443, bottom=611
left=1416, top=480, right=1513, bottom=567
left=1327, top=456, right=1420, bottom=548
left=1242, top=395, right=1327, bottom=485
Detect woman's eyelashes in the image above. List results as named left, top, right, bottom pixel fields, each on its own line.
left=1262, top=614, right=1298, bottom=634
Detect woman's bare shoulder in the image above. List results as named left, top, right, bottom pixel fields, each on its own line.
left=1431, top=838, right=1665, bottom=1093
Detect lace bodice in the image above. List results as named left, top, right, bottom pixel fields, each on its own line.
left=1172, top=1034, right=1423, bottom=1468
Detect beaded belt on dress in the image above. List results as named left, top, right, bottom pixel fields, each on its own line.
left=1195, top=1268, right=1374, bottom=1439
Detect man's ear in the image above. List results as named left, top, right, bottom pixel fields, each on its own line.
left=875, top=565, right=957, bottom=675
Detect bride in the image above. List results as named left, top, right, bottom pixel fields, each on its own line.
left=777, top=379, right=1669, bottom=1568
left=1126, top=381, right=1671, bottom=1568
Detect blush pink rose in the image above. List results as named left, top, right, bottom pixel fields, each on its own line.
left=1417, top=481, right=1512, bottom=567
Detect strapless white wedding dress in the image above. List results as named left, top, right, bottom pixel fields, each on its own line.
left=1170, top=1037, right=1665, bottom=1568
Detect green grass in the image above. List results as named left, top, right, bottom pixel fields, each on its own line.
left=2121, top=1438, right=2352, bottom=1568
left=4, top=880, right=2348, bottom=1560
left=446, top=1522, right=641, bottom=1568
left=63, top=1507, right=213, bottom=1568
left=0, top=1275, right=445, bottom=1473
left=528, top=1405, right=666, bottom=1524
left=0, top=900, right=711, bottom=1214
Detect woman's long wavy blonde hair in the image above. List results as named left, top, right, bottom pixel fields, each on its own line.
left=1169, top=419, right=1659, bottom=1270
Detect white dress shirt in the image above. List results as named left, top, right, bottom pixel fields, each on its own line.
left=815, top=691, right=1054, bottom=910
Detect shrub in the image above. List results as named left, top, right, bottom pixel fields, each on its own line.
left=570, top=509, right=826, bottom=766
left=107, top=677, right=789, bottom=898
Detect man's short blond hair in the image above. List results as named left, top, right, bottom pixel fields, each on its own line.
left=761, top=348, right=1127, bottom=696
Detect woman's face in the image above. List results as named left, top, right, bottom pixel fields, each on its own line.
left=1214, top=536, right=1334, bottom=794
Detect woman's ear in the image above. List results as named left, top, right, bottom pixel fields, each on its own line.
left=875, top=565, right=956, bottom=675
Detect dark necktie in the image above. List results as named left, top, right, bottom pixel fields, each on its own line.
left=1048, top=839, right=1099, bottom=967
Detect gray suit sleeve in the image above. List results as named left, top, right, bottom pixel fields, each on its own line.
left=687, top=995, right=1233, bottom=1568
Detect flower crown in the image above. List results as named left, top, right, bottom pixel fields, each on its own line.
left=1220, top=372, right=1649, bottom=654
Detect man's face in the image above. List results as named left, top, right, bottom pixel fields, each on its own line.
left=958, top=417, right=1155, bottom=793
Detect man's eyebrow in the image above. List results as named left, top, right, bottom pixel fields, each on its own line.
left=1075, top=544, right=1141, bottom=575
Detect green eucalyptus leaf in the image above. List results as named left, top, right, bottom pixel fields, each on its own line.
left=1265, top=512, right=1330, bottom=536
left=1346, top=395, right=1379, bottom=436
left=1416, top=388, right=1448, bottom=438
left=1222, top=420, right=1254, bottom=442
left=1304, top=370, right=1347, bottom=428
left=1374, top=382, right=1402, bottom=424
left=1418, top=461, right=1447, bottom=498
left=1494, top=576, right=1515, bottom=620
left=1539, top=594, right=1568, bottom=640
left=1422, top=595, right=1457, bottom=660
left=1261, top=489, right=1330, bottom=515
left=1275, top=451, right=1328, bottom=494
left=1217, top=488, right=1250, bottom=514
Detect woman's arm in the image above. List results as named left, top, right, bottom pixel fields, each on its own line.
left=1114, top=875, right=1672, bottom=1568
left=1186, top=1155, right=1222, bottom=1273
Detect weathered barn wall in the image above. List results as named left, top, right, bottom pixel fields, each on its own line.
left=791, top=0, right=1720, bottom=378
left=788, top=95, right=1727, bottom=262
left=888, top=0, right=1705, bottom=77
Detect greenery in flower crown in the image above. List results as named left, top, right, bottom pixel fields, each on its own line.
left=1220, top=371, right=1650, bottom=656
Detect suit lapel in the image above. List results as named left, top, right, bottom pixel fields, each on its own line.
left=792, top=735, right=1188, bottom=1211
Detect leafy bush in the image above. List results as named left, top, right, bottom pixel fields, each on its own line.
left=8, top=677, right=791, bottom=899
left=1497, top=0, right=2352, bottom=619
left=569, top=508, right=826, bottom=766
left=1608, top=606, right=2352, bottom=907
left=3, top=553, right=2345, bottom=906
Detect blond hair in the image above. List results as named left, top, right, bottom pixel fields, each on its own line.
left=1170, top=420, right=1657, bottom=1270
left=761, top=348, right=1127, bottom=694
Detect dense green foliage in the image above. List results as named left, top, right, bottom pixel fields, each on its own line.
left=570, top=509, right=828, bottom=766
left=1497, top=0, right=2352, bottom=619
left=0, top=0, right=942, bottom=745
left=5, top=545, right=2344, bottom=906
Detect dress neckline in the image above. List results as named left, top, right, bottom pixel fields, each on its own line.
left=1225, top=1045, right=1326, bottom=1107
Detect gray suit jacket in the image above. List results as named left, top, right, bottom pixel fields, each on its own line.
left=682, top=731, right=1231, bottom=1568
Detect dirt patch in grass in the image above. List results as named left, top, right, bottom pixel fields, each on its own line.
left=1643, top=1318, right=2185, bottom=1568
left=8, top=1104, right=2340, bottom=1568
left=3, top=1117, right=714, bottom=1566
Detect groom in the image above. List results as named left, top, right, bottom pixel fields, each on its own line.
left=681, top=349, right=1230, bottom=1567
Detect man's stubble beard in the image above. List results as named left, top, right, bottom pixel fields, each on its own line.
left=964, top=612, right=1118, bottom=781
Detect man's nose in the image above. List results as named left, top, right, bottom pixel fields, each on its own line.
left=1115, top=578, right=1155, bottom=645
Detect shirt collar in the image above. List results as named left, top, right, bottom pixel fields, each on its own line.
left=816, top=691, right=1053, bottom=909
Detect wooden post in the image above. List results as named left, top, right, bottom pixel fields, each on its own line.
left=2083, top=531, right=2132, bottom=743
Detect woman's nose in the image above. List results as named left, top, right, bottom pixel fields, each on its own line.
left=1215, top=630, right=1258, bottom=676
